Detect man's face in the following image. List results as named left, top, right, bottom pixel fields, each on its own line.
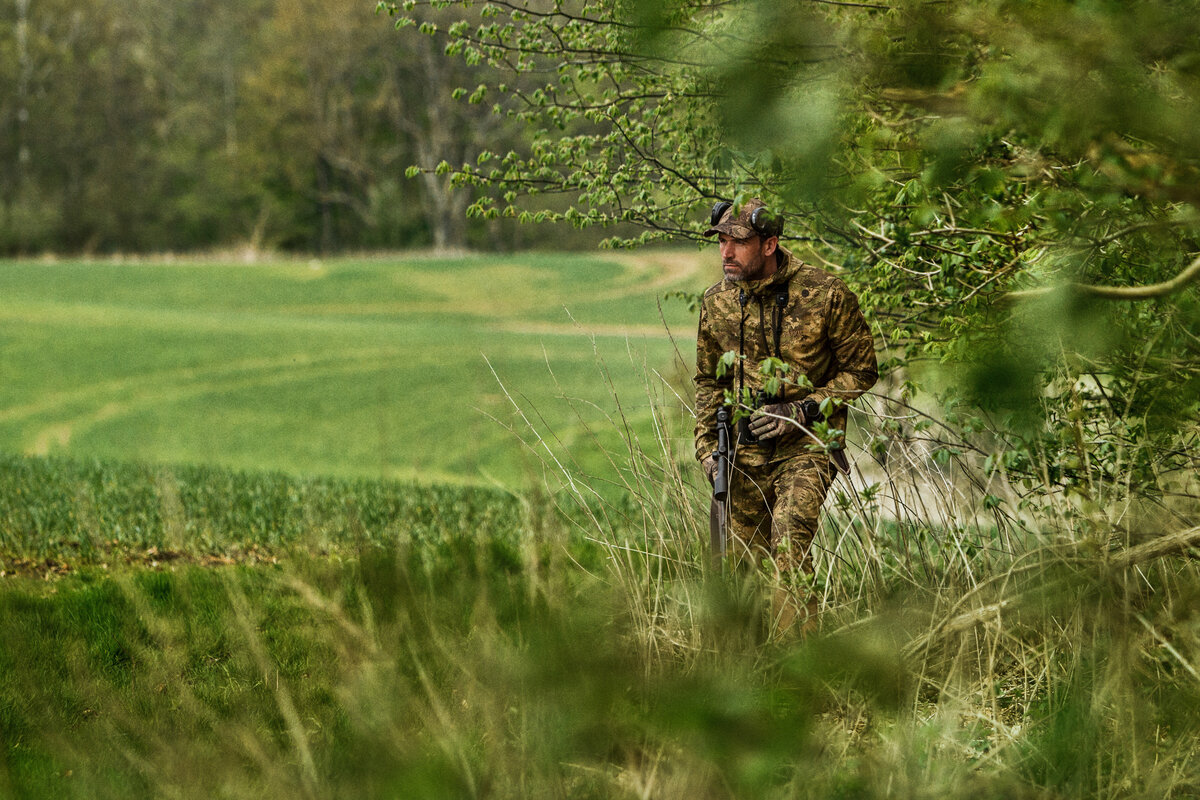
left=719, top=233, right=774, bottom=282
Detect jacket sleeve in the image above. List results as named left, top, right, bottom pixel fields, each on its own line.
left=806, top=283, right=878, bottom=410
left=693, top=298, right=726, bottom=462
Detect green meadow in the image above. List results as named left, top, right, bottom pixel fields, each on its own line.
left=0, top=251, right=704, bottom=486
left=3, top=251, right=1200, bottom=799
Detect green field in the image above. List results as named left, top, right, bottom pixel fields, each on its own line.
left=0, top=251, right=706, bottom=485
left=4, top=251, right=1200, bottom=799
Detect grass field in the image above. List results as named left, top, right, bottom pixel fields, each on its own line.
left=3, top=251, right=1200, bottom=798
left=0, top=250, right=706, bottom=486
left=2, top=446, right=1198, bottom=799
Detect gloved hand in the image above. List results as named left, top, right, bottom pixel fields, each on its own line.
left=701, top=453, right=719, bottom=484
left=746, top=401, right=805, bottom=441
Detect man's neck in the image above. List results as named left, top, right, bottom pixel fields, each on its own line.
left=764, top=252, right=780, bottom=279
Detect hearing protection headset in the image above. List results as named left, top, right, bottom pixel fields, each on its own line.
left=710, top=201, right=784, bottom=239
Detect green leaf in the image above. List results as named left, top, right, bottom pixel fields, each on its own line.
left=716, top=351, right=739, bottom=380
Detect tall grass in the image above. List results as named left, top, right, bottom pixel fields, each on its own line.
left=480, top=339, right=1200, bottom=798
left=2, top=354, right=1199, bottom=798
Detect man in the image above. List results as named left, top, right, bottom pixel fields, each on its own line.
left=694, top=198, right=877, bottom=627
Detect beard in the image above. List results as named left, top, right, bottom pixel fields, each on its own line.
left=724, top=256, right=766, bottom=282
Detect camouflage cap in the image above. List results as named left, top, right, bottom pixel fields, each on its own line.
left=703, top=198, right=776, bottom=238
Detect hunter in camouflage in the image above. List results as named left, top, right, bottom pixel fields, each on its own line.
left=694, top=198, right=877, bottom=625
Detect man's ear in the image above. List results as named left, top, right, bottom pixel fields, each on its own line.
left=762, top=236, right=779, bottom=257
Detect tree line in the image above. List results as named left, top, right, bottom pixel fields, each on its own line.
left=0, top=0, right=604, bottom=254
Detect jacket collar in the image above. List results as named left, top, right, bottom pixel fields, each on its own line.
left=729, top=245, right=796, bottom=296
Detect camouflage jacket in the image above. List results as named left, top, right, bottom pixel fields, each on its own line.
left=694, top=247, right=878, bottom=466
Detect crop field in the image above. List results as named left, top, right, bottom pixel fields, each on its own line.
left=3, top=443, right=1199, bottom=799
left=0, top=251, right=705, bottom=486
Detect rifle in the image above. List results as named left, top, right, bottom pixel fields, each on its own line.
left=709, top=406, right=731, bottom=563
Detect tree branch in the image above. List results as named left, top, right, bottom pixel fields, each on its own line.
left=1005, top=253, right=1200, bottom=302
left=1111, top=525, right=1200, bottom=569
left=903, top=525, right=1200, bottom=659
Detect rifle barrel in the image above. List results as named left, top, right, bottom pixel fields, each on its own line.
left=713, top=426, right=729, bottom=502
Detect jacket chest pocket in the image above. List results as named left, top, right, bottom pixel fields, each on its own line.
left=779, top=298, right=829, bottom=364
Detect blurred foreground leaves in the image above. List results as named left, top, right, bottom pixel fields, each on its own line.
left=4, top=514, right=1200, bottom=798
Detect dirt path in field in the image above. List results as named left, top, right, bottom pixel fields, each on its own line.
left=28, top=403, right=125, bottom=456
left=484, top=251, right=706, bottom=338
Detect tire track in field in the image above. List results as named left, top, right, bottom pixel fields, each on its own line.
left=17, top=347, right=408, bottom=456
left=269, top=252, right=706, bottom=319
left=482, top=253, right=705, bottom=338
left=486, top=320, right=683, bottom=338
left=585, top=250, right=706, bottom=302
left=0, top=347, right=404, bottom=426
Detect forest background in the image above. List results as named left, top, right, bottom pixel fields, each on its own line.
left=0, top=0, right=593, bottom=255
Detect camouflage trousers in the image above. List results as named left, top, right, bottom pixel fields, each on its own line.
left=722, top=453, right=835, bottom=574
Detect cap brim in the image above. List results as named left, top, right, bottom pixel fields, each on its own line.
left=703, top=222, right=755, bottom=238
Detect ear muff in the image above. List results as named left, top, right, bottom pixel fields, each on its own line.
left=710, top=201, right=733, bottom=227
left=710, top=200, right=784, bottom=238
left=750, top=207, right=783, bottom=238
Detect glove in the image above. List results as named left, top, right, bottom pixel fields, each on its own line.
left=701, top=453, right=719, bottom=484
left=746, top=402, right=805, bottom=441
